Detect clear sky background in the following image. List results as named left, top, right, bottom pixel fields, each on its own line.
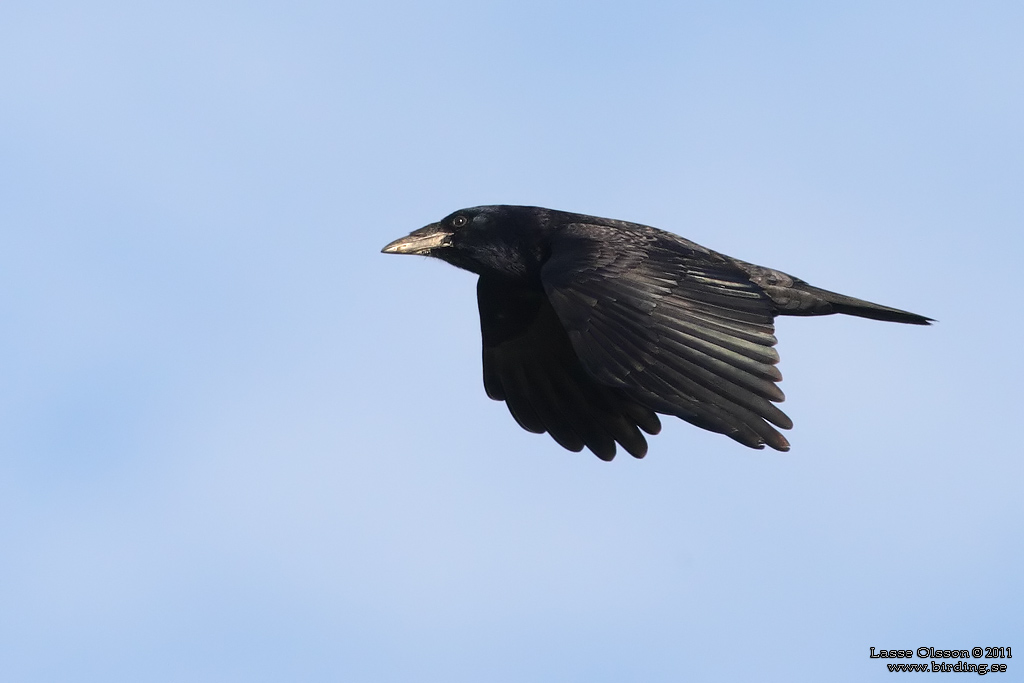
left=1, top=1, right=1021, bottom=681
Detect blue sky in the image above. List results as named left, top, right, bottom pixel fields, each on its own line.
left=1, top=1, right=1021, bottom=681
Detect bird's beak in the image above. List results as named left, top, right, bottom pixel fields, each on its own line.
left=381, top=223, right=452, bottom=255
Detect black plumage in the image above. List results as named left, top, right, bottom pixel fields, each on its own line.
left=382, top=205, right=930, bottom=460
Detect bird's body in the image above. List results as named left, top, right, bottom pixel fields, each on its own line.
left=383, top=205, right=930, bottom=460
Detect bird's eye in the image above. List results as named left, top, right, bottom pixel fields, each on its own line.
left=452, top=215, right=468, bottom=228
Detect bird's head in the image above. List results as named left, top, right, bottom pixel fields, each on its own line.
left=381, top=205, right=548, bottom=279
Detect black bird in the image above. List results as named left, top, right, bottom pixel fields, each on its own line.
left=382, top=206, right=930, bottom=460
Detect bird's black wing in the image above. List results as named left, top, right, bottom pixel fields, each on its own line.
left=541, top=222, right=793, bottom=451
left=477, top=276, right=662, bottom=460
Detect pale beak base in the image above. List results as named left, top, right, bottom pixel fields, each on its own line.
left=381, top=226, right=451, bottom=255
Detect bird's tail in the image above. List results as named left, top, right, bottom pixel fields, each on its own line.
left=791, top=284, right=933, bottom=325
left=731, top=260, right=933, bottom=325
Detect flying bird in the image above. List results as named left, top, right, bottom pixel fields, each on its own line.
left=382, top=205, right=930, bottom=460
